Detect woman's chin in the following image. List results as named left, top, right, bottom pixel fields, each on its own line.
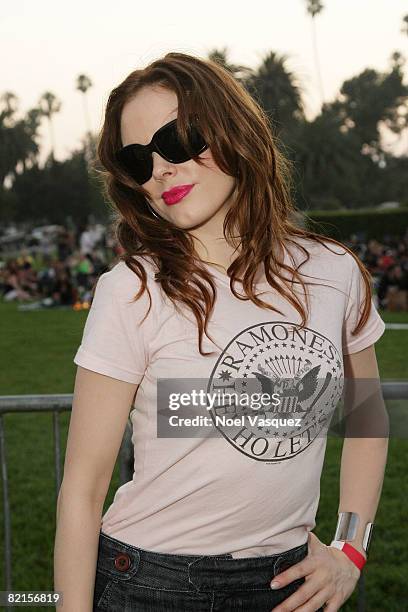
left=164, top=208, right=217, bottom=231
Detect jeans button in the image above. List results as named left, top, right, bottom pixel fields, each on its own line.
left=114, top=552, right=131, bottom=571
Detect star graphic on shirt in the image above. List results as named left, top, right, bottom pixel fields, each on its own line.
left=218, top=370, right=232, bottom=381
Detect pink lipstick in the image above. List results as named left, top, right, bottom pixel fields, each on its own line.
left=162, top=184, right=194, bottom=205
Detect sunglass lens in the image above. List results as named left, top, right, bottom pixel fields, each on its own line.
left=155, top=121, right=190, bottom=163
left=117, top=147, right=153, bottom=184
left=156, top=121, right=207, bottom=162
left=188, top=125, right=207, bottom=154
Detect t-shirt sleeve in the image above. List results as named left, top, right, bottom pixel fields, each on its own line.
left=342, top=254, right=385, bottom=356
left=73, top=266, right=153, bottom=383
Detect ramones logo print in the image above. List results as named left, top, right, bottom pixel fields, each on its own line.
left=207, top=321, right=343, bottom=462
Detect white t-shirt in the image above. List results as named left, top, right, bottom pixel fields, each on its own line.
left=73, top=237, right=385, bottom=558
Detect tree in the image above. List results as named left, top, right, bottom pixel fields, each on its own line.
left=9, top=149, right=107, bottom=225
left=207, top=47, right=253, bottom=84
left=38, top=91, right=62, bottom=159
left=76, top=74, right=93, bottom=137
left=305, top=0, right=325, bottom=109
left=383, top=52, right=408, bottom=136
left=293, top=51, right=408, bottom=210
left=244, top=51, right=304, bottom=138
left=0, top=93, right=41, bottom=187
left=401, top=14, right=408, bottom=36
left=293, top=106, right=373, bottom=210
left=326, top=54, right=408, bottom=156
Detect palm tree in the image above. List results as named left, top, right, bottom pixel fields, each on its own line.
left=1, top=91, right=18, bottom=116
left=38, top=91, right=62, bottom=159
left=0, top=93, right=41, bottom=186
left=1, top=93, right=21, bottom=186
left=306, top=0, right=325, bottom=109
left=245, top=51, right=304, bottom=136
left=390, top=51, right=405, bottom=70
left=207, top=48, right=253, bottom=83
left=76, top=74, right=93, bottom=136
left=402, top=14, right=408, bottom=36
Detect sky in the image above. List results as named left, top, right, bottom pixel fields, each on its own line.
left=1, top=0, right=407, bottom=163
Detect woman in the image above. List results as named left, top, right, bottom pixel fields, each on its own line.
left=54, top=52, right=388, bottom=611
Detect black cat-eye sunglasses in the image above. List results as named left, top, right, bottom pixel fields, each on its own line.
left=116, top=118, right=208, bottom=185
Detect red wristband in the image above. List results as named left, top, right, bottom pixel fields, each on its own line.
left=329, top=540, right=367, bottom=571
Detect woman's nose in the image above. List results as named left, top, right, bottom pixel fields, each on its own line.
left=151, top=151, right=175, bottom=179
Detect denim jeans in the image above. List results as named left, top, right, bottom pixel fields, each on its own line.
left=94, top=530, right=325, bottom=611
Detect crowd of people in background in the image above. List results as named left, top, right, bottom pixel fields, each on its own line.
left=345, top=232, right=408, bottom=311
left=1, top=224, right=408, bottom=311
left=0, top=224, right=117, bottom=310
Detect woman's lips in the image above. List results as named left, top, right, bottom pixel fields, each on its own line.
left=162, top=184, right=194, bottom=205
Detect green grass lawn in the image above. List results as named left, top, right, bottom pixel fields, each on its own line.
left=0, top=302, right=407, bottom=611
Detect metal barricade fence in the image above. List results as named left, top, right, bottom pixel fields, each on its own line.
left=1, top=382, right=407, bottom=611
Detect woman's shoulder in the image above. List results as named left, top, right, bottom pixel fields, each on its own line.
left=285, top=235, right=357, bottom=279
left=94, top=255, right=158, bottom=299
left=287, top=235, right=349, bottom=256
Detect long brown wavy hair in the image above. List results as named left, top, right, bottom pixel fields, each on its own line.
left=96, top=52, right=375, bottom=357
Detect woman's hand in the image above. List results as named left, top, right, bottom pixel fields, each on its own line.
left=269, top=531, right=361, bottom=611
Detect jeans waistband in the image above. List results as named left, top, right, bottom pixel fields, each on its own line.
left=97, top=530, right=309, bottom=592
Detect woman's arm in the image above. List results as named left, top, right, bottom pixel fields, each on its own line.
left=336, top=344, right=389, bottom=560
left=269, top=344, right=389, bottom=610
left=54, top=366, right=139, bottom=612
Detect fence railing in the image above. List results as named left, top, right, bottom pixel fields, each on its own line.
left=1, top=382, right=407, bottom=611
